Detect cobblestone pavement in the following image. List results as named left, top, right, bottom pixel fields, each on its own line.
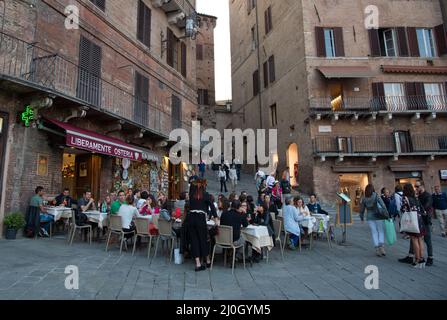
left=1, top=171, right=446, bottom=300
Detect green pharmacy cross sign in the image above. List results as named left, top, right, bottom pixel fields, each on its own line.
left=21, top=106, right=35, bottom=127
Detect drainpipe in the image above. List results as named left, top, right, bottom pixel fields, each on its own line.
left=254, top=1, right=263, bottom=172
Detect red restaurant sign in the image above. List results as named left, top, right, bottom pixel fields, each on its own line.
left=47, top=118, right=142, bottom=161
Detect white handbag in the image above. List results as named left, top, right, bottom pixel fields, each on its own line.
left=174, top=248, right=183, bottom=265
left=400, top=211, right=420, bottom=234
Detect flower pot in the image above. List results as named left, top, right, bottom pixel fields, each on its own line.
left=5, top=228, right=17, bottom=240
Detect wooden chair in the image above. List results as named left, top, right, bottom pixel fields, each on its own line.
left=68, top=210, right=92, bottom=246
left=153, top=219, right=175, bottom=262
left=132, top=217, right=157, bottom=259
left=105, top=215, right=135, bottom=254
left=272, top=219, right=284, bottom=261
left=283, top=231, right=302, bottom=252
left=210, top=225, right=245, bottom=275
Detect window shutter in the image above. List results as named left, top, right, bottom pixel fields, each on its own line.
left=434, top=24, right=447, bottom=56
left=204, top=89, right=209, bottom=105
left=264, top=9, right=269, bottom=34
left=77, top=36, right=101, bottom=106
left=407, top=27, right=420, bottom=57
left=372, top=82, right=385, bottom=110
left=333, top=27, right=345, bottom=57
left=89, top=0, right=105, bottom=11
left=405, top=82, right=417, bottom=110
left=396, top=27, right=409, bottom=57
left=181, top=42, right=187, bottom=77
left=263, top=61, right=268, bottom=88
left=143, top=5, right=151, bottom=47
left=253, top=70, right=259, bottom=96
left=171, top=95, right=182, bottom=129
left=167, top=28, right=174, bottom=67
left=368, top=29, right=381, bottom=57
left=196, top=44, right=203, bottom=60
left=414, top=82, right=427, bottom=110
left=315, top=27, right=326, bottom=57
left=268, top=6, right=272, bottom=32
left=134, top=72, right=149, bottom=126
left=269, top=55, right=275, bottom=83
left=137, top=0, right=145, bottom=43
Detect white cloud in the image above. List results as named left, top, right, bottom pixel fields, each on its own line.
left=196, top=0, right=232, bottom=101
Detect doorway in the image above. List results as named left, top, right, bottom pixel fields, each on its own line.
left=0, top=112, right=8, bottom=205
left=286, top=143, right=299, bottom=187
left=339, top=173, right=369, bottom=212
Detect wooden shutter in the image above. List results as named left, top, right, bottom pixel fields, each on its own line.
left=137, top=1, right=145, bottom=43
left=181, top=42, right=187, bottom=77
left=407, top=27, right=420, bottom=57
left=315, top=27, right=326, bottom=57
left=89, top=0, right=105, bottom=11
left=167, top=28, right=174, bottom=67
left=171, top=95, right=182, bottom=129
left=204, top=89, right=209, bottom=105
left=134, top=72, right=149, bottom=126
left=77, top=36, right=101, bottom=106
left=434, top=24, right=447, bottom=56
left=253, top=70, right=259, bottom=96
left=264, top=9, right=269, bottom=34
left=372, top=82, right=385, bottom=110
left=268, top=6, right=272, bottom=32
left=263, top=61, right=268, bottom=88
left=368, top=29, right=381, bottom=57
left=414, top=82, right=427, bottom=110
left=196, top=44, right=203, bottom=60
left=268, top=55, right=275, bottom=83
left=396, top=27, right=409, bottom=57
left=333, top=27, right=345, bottom=57
left=143, top=4, right=151, bottom=47
left=405, top=82, right=417, bottom=110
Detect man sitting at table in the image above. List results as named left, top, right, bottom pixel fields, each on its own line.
left=220, top=200, right=248, bottom=261
left=29, top=186, right=53, bottom=237
left=55, top=188, right=77, bottom=208
left=118, top=195, right=140, bottom=242
left=307, top=194, right=329, bottom=215
left=111, top=190, right=126, bottom=215
left=283, top=196, right=304, bottom=250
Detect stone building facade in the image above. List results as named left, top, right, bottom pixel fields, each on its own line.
left=0, top=0, right=200, bottom=236
left=196, top=13, right=217, bottom=129
left=230, top=0, right=447, bottom=205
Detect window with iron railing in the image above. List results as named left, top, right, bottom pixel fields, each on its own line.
left=134, top=71, right=149, bottom=126
left=77, top=36, right=102, bottom=106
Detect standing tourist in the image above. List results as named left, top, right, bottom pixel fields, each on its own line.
left=415, top=181, right=433, bottom=266
left=229, top=165, right=238, bottom=192
left=218, top=166, right=228, bottom=193
left=432, top=185, right=447, bottom=237
left=359, top=184, right=389, bottom=257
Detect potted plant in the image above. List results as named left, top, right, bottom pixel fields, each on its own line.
left=4, top=212, right=26, bottom=240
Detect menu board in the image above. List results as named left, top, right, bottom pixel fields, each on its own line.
left=160, top=168, right=169, bottom=194
left=150, top=169, right=159, bottom=193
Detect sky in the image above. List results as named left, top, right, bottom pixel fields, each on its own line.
left=196, top=0, right=232, bottom=101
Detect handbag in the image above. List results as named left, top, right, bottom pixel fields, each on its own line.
left=384, top=219, right=396, bottom=245
left=400, top=210, right=420, bottom=234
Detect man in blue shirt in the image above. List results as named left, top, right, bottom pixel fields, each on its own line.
left=307, top=194, right=329, bottom=215
left=433, top=185, right=447, bottom=237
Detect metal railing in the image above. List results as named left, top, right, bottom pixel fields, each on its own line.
left=313, top=135, right=447, bottom=154
left=0, top=31, right=192, bottom=137
left=310, top=96, right=447, bottom=113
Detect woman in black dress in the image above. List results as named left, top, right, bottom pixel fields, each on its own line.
left=187, top=179, right=217, bottom=271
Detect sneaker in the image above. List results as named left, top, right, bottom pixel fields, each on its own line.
left=379, top=246, right=386, bottom=257
left=375, top=248, right=382, bottom=257
left=398, top=256, right=414, bottom=264
left=41, top=228, right=49, bottom=237
left=426, top=257, right=433, bottom=266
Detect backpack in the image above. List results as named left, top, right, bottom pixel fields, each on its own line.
left=389, top=196, right=399, bottom=218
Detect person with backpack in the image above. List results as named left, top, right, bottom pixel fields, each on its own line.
left=359, top=184, right=389, bottom=257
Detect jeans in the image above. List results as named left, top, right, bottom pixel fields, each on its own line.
left=435, top=209, right=447, bottom=234
left=289, top=233, right=299, bottom=247
left=220, top=179, right=227, bottom=192
left=367, top=220, right=385, bottom=248
left=409, top=222, right=433, bottom=257
left=40, top=214, right=54, bottom=232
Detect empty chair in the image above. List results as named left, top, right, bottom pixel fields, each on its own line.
left=153, top=219, right=176, bottom=262
left=210, top=225, right=245, bottom=274
left=272, top=219, right=284, bottom=261
left=132, top=217, right=157, bottom=259
left=68, top=210, right=91, bottom=246
left=105, top=215, right=135, bottom=254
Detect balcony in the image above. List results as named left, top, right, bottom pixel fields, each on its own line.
left=313, top=135, right=447, bottom=161
left=0, top=31, right=192, bottom=138
left=310, top=96, right=447, bottom=124
left=151, top=0, right=196, bottom=27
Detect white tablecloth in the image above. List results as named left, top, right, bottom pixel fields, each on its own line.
left=84, top=211, right=108, bottom=229
left=241, top=225, right=273, bottom=254
left=300, top=216, right=316, bottom=231
left=45, top=207, right=72, bottom=221
left=311, top=214, right=331, bottom=232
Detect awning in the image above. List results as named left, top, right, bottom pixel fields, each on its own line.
left=317, top=66, right=374, bottom=78
left=381, top=65, right=447, bottom=75
left=47, top=118, right=143, bottom=161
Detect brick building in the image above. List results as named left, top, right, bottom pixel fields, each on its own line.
left=230, top=0, right=447, bottom=206
left=0, top=0, right=201, bottom=236
left=196, top=13, right=217, bottom=129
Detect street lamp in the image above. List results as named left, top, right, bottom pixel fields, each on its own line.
left=185, top=12, right=199, bottom=40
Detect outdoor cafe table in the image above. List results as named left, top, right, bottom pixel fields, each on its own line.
left=84, top=211, right=108, bottom=229
left=138, top=214, right=182, bottom=230
left=241, top=225, right=273, bottom=254
left=45, top=206, right=72, bottom=221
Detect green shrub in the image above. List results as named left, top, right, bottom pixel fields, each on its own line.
left=4, top=212, right=26, bottom=230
